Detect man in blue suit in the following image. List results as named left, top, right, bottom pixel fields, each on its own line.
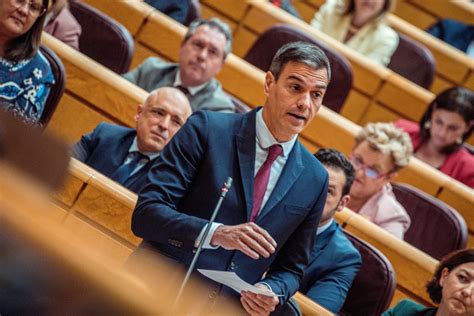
left=131, top=42, right=331, bottom=314
left=282, top=149, right=362, bottom=315
left=72, top=87, right=192, bottom=193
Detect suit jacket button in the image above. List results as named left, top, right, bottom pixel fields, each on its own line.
left=230, top=262, right=236, bottom=270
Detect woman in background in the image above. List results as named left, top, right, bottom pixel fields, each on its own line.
left=310, top=0, right=398, bottom=66
left=384, top=248, right=474, bottom=315
left=0, top=0, right=54, bottom=126
left=395, top=87, right=474, bottom=188
left=44, top=0, right=81, bottom=50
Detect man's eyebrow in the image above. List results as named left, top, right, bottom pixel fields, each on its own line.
left=286, top=75, right=327, bottom=89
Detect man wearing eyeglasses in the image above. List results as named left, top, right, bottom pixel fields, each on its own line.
left=347, top=122, right=413, bottom=239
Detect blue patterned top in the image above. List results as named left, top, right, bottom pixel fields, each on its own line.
left=0, top=51, right=55, bottom=126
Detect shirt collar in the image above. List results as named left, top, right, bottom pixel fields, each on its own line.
left=174, top=69, right=208, bottom=96
left=317, top=218, right=334, bottom=236
left=130, top=137, right=160, bottom=161
left=255, top=108, right=296, bottom=157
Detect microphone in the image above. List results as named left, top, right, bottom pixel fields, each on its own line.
left=173, top=177, right=233, bottom=308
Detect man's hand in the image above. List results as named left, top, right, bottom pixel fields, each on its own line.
left=240, top=283, right=279, bottom=315
left=210, top=223, right=277, bottom=259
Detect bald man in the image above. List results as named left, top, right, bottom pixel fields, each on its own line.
left=72, top=87, right=192, bottom=192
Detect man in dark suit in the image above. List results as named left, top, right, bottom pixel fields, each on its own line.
left=72, top=87, right=192, bottom=193
left=131, top=42, right=331, bottom=314
left=123, top=18, right=235, bottom=113
left=282, top=149, right=362, bottom=315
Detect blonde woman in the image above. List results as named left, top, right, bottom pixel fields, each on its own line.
left=347, top=122, right=413, bottom=239
left=311, top=0, right=398, bottom=66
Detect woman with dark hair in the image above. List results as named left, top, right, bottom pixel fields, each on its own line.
left=310, top=0, right=399, bottom=66
left=0, top=0, right=54, bottom=125
left=395, top=87, right=474, bottom=188
left=383, top=249, right=474, bottom=315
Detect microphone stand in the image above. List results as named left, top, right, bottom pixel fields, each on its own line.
left=172, top=177, right=233, bottom=310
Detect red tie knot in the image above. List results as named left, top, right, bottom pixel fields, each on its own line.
left=267, top=144, right=283, bottom=162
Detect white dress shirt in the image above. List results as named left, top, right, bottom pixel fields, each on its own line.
left=123, top=137, right=160, bottom=176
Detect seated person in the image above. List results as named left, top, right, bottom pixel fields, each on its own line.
left=427, top=19, right=474, bottom=57
left=310, top=0, right=398, bottom=66
left=123, top=18, right=235, bottom=113
left=72, top=87, right=192, bottom=193
left=0, top=0, right=54, bottom=126
left=347, top=122, right=413, bottom=239
left=44, top=0, right=82, bottom=50
left=383, top=248, right=474, bottom=315
left=395, top=87, right=474, bottom=188
left=280, top=148, right=362, bottom=315
left=144, top=0, right=189, bottom=25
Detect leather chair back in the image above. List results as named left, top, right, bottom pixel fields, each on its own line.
left=229, top=95, right=251, bottom=113
left=392, top=183, right=467, bottom=260
left=387, top=33, right=435, bottom=89
left=39, top=46, right=66, bottom=127
left=69, top=1, right=134, bottom=74
left=244, top=24, right=353, bottom=113
left=341, top=231, right=396, bottom=316
left=184, top=0, right=201, bottom=26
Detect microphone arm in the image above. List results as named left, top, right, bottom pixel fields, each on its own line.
left=172, top=177, right=233, bottom=309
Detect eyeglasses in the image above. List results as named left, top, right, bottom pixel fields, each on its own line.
left=350, top=155, right=392, bottom=179
left=11, top=0, right=47, bottom=18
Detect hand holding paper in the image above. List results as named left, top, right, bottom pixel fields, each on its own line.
left=197, top=269, right=282, bottom=297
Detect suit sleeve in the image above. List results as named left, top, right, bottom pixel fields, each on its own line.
left=131, top=111, right=210, bottom=252
left=71, top=123, right=104, bottom=162
left=262, top=173, right=328, bottom=303
left=122, top=57, right=159, bottom=86
left=305, top=252, right=361, bottom=313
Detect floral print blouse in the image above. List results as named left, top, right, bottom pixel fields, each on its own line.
left=0, top=51, right=55, bottom=126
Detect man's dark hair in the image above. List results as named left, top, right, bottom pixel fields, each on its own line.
left=269, top=41, right=331, bottom=82
left=5, top=0, right=49, bottom=61
left=314, top=148, right=354, bottom=196
left=426, top=249, right=474, bottom=304
left=184, top=18, right=233, bottom=60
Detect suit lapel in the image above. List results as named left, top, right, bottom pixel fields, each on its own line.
left=257, top=142, right=304, bottom=222
left=308, top=221, right=337, bottom=266
left=235, top=110, right=258, bottom=220
left=103, top=130, right=135, bottom=175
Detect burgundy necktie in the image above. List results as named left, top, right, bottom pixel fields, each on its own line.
left=250, top=144, right=283, bottom=222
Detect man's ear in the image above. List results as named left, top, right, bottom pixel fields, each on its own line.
left=337, top=195, right=351, bottom=212
left=135, top=104, right=144, bottom=122
left=264, top=71, right=275, bottom=97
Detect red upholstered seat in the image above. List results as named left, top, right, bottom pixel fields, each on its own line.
left=39, top=45, right=66, bottom=127
left=387, top=33, right=435, bottom=89
left=69, top=1, right=134, bottom=74
left=341, top=231, right=396, bottom=316
left=392, top=182, right=467, bottom=260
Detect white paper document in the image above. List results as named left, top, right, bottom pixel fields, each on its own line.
left=197, top=269, right=283, bottom=297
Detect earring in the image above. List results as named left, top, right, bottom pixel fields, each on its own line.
left=456, top=137, right=462, bottom=145
left=423, top=121, right=431, bottom=129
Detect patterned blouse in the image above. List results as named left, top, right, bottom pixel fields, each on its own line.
left=0, top=51, right=55, bottom=126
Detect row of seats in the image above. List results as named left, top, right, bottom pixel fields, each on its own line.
left=40, top=9, right=474, bottom=250
left=55, top=158, right=438, bottom=310
left=196, top=0, right=474, bottom=147
left=394, top=0, right=474, bottom=30
left=288, top=0, right=474, bottom=94
left=38, top=34, right=444, bottom=311
left=70, top=1, right=474, bottom=243
left=0, top=162, right=239, bottom=315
